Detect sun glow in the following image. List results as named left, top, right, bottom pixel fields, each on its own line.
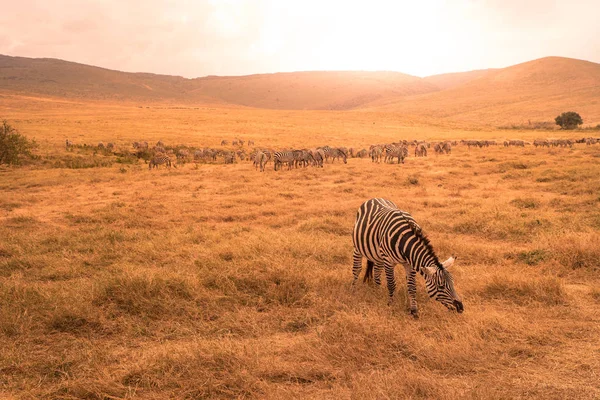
left=253, top=0, right=475, bottom=76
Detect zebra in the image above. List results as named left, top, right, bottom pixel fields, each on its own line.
left=386, top=145, right=408, bottom=164
left=415, top=144, right=427, bottom=157
left=356, top=149, right=368, bottom=158
left=442, top=141, right=452, bottom=154
left=65, top=139, right=73, bottom=148
left=352, top=198, right=463, bottom=317
left=106, top=142, right=115, bottom=151
left=273, top=151, right=296, bottom=170
left=312, top=148, right=325, bottom=168
left=254, top=150, right=268, bottom=172
left=370, top=145, right=383, bottom=163
left=221, top=140, right=228, bottom=146
left=149, top=154, right=172, bottom=170
left=329, top=148, right=347, bottom=164
left=248, top=140, right=255, bottom=146
left=224, top=152, right=235, bottom=164
left=98, top=142, right=105, bottom=149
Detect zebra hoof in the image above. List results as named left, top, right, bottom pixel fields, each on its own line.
left=410, top=309, right=419, bottom=319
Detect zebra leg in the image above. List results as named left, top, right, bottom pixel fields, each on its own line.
left=373, top=261, right=384, bottom=286
left=352, top=249, right=362, bottom=286
left=384, top=261, right=396, bottom=305
left=402, top=263, right=419, bottom=317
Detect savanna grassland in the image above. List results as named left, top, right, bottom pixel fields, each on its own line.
left=1, top=96, right=600, bottom=399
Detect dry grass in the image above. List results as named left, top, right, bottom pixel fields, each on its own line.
left=1, top=98, right=600, bottom=399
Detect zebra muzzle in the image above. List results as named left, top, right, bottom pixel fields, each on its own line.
left=454, top=300, right=464, bottom=313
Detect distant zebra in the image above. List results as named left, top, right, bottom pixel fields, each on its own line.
left=273, top=151, right=296, bottom=170
left=248, top=140, right=255, bottom=146
left=221, top=140, right=228, bottom=146
left=149, top=154, right=172, bottom=170
left=254, top=150, right=268, bottom=172
left=65, top=139, right=73, bottom=148
left=329, top=148, right=347, bottom=164
left=415, top=144, right=427, bottom=157
left=441, top=141, right=452, bottom=154
left=97, top=142, right=105, bottom=149
left=386, top=145, right=408, bottom=164
left=352, top=198, right=463, bottom=316
left=356, top=149, right=368, bottom=158
left=370, top=145, right=383, bottom=163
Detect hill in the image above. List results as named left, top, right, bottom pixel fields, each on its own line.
left=423, top=68, right=496, bottom=90
left=370, top=57, right=600, bottom=125
left=0, top=55, right=438, bottom=109
left=2, top=54, right=599, bottom=125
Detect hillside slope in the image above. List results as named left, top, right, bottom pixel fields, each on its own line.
left=0, top=55, right=438, bottom=109
left=370, top=57, right=600, bottom=125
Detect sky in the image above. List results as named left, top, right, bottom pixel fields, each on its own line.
left=1, top=0, right=599, bottom=78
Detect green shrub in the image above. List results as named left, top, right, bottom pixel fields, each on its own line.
left=0, top=120, right=36, bottom=165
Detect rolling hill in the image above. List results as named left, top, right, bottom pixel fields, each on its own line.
left=369, top=57, right=600, bottom=125
left=1, top=54, right=599, bottom=125
left=0, top=55, right=437, bottom=109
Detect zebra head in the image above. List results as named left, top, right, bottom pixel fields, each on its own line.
left=424, top=257, right=463, bottom=313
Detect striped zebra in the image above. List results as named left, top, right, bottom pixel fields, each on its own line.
left=385, top=145, right=408, bottom=164
left=415, top=144, right=427, bottom=157
left=352, top=198, right=463, bottom=317
left=254, top=150, right=268, bottom=172
left=149, top=154, right=172, bottom=169
left=273, top=151, right=296, bottom=171
left=65, top=139, right=73, bottom=148
left=329, top=148, right=347, bottom=164
left=370, top=145, right=383, bottom=163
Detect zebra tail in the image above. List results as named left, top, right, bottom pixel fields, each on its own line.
left=363, top=260, right=374, bottom=283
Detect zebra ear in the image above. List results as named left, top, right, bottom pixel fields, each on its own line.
left=441, top=256, right=456, bottom=269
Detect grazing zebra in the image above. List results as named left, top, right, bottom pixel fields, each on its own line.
left=415, top=144, right=427, bottom=157
left=356, top=149, right=368, bottom=158
left=434, top=143, right=444, bottom=155
left=442, top=141, right=452, bottom=154
left=312, top=148, right=325, bottom=168
left=386, top=145, right=408, bottom=164
left=149, top=154, right=172, bottom=169
left=273, top=151, right=296, bottom=170
left=254, top=150, right=268, bottom=172
left=329, top=148, right=347, bottom=164
left=352, top=198, right=463, bottom=316
left=370, top=145, right=383, bottom=163
left=224, top=152, right=235, bottom=164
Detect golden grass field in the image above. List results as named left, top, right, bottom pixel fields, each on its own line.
left=1, top=96, right=600, bottom=399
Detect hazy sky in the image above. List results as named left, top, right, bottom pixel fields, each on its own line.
left=1, top=0, right=599, bottom=78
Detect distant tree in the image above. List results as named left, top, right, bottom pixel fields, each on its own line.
left=555, top=111, right=583, bottom=130
left=0, top=120, right=36, bottom=165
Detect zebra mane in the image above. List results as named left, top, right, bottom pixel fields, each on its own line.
left=404, top=218, right=443, bottom=269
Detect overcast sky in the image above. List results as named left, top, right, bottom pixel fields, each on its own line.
left=1, top=0, right=599, bottom=78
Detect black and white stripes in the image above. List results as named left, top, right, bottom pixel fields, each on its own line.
left=352, top=198, right=463, bottom=316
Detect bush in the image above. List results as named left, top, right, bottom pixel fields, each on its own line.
left=0, top=120, right=36, bottom=165
left=555, top=112, right=583, bottom=130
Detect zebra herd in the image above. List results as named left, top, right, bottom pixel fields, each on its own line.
left=64, top=134, right=600, bottom=172
left=248, top=146, right=349, bottom=172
